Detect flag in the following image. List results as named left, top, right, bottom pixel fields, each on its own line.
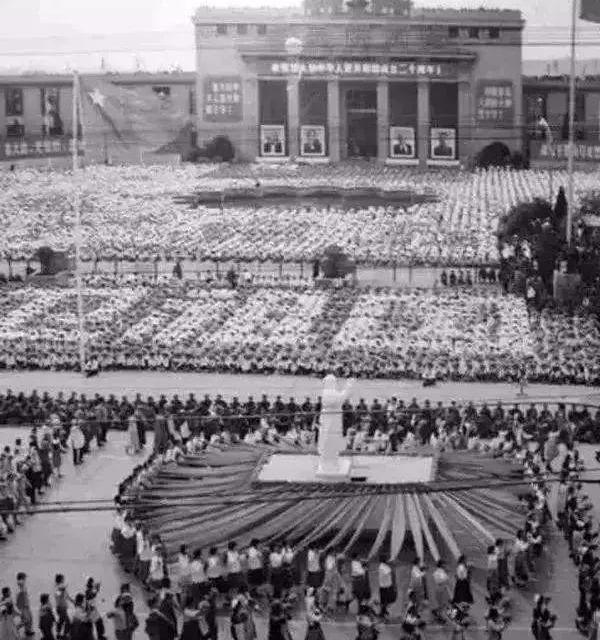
left=79, top=76, right=191, bottom=162
left=581, top=0, right=600, bottom=22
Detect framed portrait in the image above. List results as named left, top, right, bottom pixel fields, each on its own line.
left=260, top=125, right=286, bottom=157
left=300, top=125, right=326, bottom=157
left=389, top=126, right=416, bottom=159
left=430, top=127, right=456, bottom=160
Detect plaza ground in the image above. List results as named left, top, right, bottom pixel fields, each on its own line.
left=1, top=371, right=600, bottom=639
left=1, top=370, right=598, bottom=407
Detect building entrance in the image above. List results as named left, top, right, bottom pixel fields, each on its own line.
left=345, top=86, right=377, bottom=158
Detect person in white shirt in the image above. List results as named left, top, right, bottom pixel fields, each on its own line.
left=306, top=546, right=323, bottom=590
left=350, top=554, right=370, bottom=604
left=149, top=543, right=165, bottom=590
left=378, top=556, right=396, bottom=619
left=189, top=548, right=208, bottom=606
left=176, top=544, right=192, bottom=605
left=431, top=559, right=451, bottom=621
left=268, top=544, right=284, bottom=600
left=206, top=547, right=223, bottom=594
left=226, top=541, right=244, bottom=596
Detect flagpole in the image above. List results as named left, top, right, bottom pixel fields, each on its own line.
left=72, top=71, right=86, bottom=373
left=567, top=0, right=578, bottom=247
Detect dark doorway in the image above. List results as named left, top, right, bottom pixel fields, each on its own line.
left=347, top=112, right=377, bottom=157
left=345, top=86, right=377, bottom=158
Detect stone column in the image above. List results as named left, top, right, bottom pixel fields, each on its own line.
left=287, top=78, right=300, bottom=158
left=457, top=75, right=473, bottom=163
left=417, top=78, right=430, bottom=167
left=377, top=81, right=390, bottom=162
left=327, top=80, right=341, bottom=161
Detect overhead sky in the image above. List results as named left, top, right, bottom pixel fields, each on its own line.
left=0, top=0, right=599, bottom=72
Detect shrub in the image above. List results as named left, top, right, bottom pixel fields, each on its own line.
left=206, top=136, right=235, bottom=162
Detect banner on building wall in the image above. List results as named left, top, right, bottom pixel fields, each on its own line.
left=260, top=125, right=286, bottom=157
left=300, top=125, right=326, bottom=156
left=203, top=76, right=243, bottom=122
left=389, top=126, right=416, bottom=159
left=476, top=81, right=515, bottom=126
left=531, top=140, right=600, bottom=162
left=263, top=60, right=457, bottom=79
left=41, top=88, right=63, bottom=136
left=0, top=136, right=83, bottom=161
left=430, top=128, right=456, bottom=160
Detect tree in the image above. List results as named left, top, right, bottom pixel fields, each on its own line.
left=497, top=198, right=554, bottom=243
left=320, top=245, right=356, bottom=279
left=476, top=142, right=511, bottom=169
left=206, top=136, right=235, bottom=162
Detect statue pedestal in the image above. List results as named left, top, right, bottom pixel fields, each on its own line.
left=316, top=456, right=353, bottom=482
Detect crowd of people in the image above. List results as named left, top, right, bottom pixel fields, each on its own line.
left=2, top=389, right=600, bottom=447
left=0, top=390, right=597, bottom=640
left=0, top=282, right=599, bottom=385
left=105, top=393, right=592, bottom=640
left=0, top=572, right=141, bottom=640
left=0, top=416, right=105, bottom=540
left=2, top=163, right=597, bottom=268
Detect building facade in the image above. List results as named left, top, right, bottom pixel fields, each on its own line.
left=193, top=0, right=524, bottom=166
left=0, top=72, right=195, bottom=164
left=524, top=75, right=600, bottom=166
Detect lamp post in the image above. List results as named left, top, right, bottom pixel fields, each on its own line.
left=285, top=36, right=303, bottom=159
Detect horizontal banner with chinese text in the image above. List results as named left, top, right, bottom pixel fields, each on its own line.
left=0, top=137, right=84, bottom=161
left=530, top=140, right=600, bottom=162
left=260, top=59, right=457, bottom=78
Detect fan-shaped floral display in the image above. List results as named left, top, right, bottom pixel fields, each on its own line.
left=129, top=442, right=527, bottom=568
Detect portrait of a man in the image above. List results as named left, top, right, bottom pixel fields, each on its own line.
left=261, top=125, right=285, bottom=156
left=301, top=125, right=325, bottom=156
left=431, top=128, right=456, bottom=160
left=389, top=127, right=415, bottom=159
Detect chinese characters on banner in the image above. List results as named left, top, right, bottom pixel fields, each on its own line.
left=533, top=140, right=600, bottom=162
left=267, top=60, right=454, bottom=78
left=476, top=81, right=515, bottom=126
left=0, top=137, right=84, bottom=161
left=203, top=76, right=243, bottom=122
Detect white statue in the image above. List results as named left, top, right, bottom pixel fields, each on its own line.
left=318, top=374, right=354, bottom=476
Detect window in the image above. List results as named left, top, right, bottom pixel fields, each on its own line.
left=5, top=87, right=23, bottom=117
left=152, top=86, right=171, bottom=98
left=216, top=24, right=228, bottom=35
left=468, top=27, right=479, bottom=39
left=6, top=117, right=24, bottom=138
left=236, top=24, right=247, bottom=35
left=488, top=27, right=500, bottom=39
left=41, top=87, right=63, bottom=136
left=346, top=89, right=377, bottom=110
left=257, top=24, right=267, bottom=35
left=448, top=26, right=459, bottom=38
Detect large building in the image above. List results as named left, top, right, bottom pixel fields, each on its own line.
left=192, top=0, right=524, bottom=166
left=2, top=4, right=600, bottom=169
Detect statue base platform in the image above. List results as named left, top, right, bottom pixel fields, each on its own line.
left=315, top=458, right=353, bottom=482
left=257, top=453, right=434, bottom=485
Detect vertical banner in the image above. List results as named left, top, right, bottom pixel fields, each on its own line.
left=389, top=126, right=416, bottom=159
left=203, top=76, right=243, bottom=122
left=476, top=81, right=515, bottom=126
left=430, top=128, right=456, bottom=160
left=300, top=125, right=326, bottom=156
left=260, top=125, right=286, bottom=156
